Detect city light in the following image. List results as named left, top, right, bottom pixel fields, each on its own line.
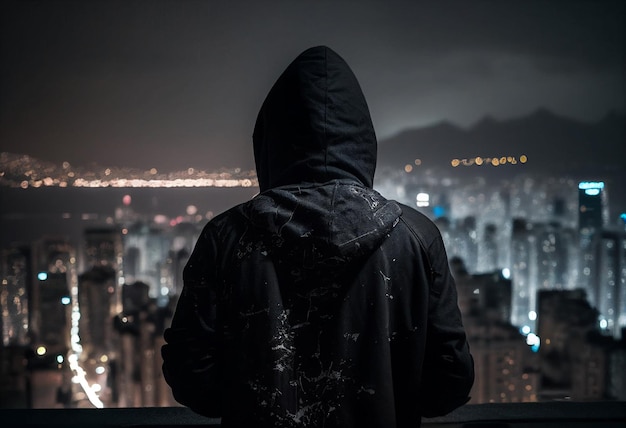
left=1, top=155, right=259, bottom=189
left=450, top=154, right=528, bottom=168
left=67, top=353, right=103, bottom=408
left=433, top=205, right=445, bottom=218
left=578, top=181, right=605, bottom=190
left=1, top=147, right=623, bottom=408
left=416, top=192, right=429, bottom=207
left=526, top=333, right=540, bottom=353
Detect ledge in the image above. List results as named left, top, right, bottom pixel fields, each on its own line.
left=1, top=401, right=624, bottom=427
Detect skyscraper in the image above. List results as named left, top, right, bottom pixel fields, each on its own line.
left=0, top=245, right=31, bottom=346
left=578, top=181, right=608, bottom=307
left=511, top=218, right=534, bottom=329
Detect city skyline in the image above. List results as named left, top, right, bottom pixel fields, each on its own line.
left=2, top=166, right=625, bottom=408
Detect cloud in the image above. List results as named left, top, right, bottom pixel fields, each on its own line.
left=1, top=0, right=623, bottom=170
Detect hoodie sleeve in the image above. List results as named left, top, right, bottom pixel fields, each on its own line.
left=399, top=205, right=474, bottom=417
left=161, top=223, right=224, bottom=417
left=419, top=227, right=475, bottom=417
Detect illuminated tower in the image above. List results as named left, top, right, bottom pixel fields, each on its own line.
left=578, top=181, right=609, bottom=307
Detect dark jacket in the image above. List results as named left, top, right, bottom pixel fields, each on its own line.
left=162, top=46, right=474, bottom=427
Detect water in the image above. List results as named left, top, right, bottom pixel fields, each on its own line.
left=0, top=186, right=259, bottom=248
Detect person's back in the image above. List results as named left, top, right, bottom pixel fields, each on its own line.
left=162, top=46, right=474, bottom=427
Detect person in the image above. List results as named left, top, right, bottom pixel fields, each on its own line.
left=161, top=45, right=474, bottom=428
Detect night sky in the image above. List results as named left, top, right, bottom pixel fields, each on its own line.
left=1, top=0, right=624, bottom=172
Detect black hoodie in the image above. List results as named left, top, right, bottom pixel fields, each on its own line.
left=162, top=46, right=474, bottom=428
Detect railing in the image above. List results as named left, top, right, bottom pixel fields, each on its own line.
left=1, top=401, right=625, bottom=427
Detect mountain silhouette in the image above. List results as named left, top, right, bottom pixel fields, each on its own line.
left=377, top=108, right=625, bottom=177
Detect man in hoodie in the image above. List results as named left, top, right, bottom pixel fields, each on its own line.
left=161, top=46, right=474, bottom=427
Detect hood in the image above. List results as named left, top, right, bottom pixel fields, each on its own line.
left=242, top=181, right=401, bottom=268
left=245, top=47, right=400, bottom=267
left=253, top=46, right=377, bottom=192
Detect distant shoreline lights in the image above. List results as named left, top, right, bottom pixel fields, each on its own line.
left=0, top=153, right=261, bottom=189
left=10, top=177, right=259, bottom=189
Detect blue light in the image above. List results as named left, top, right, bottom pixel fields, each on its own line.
left=61, top=296, right=71, bottom=305
left=37, top=272, right=48, bottom=281
left=578, top=181, right=604, bottom=190
left=585, top=188, right=600, bottom=196
left=526, top=333, right=540, bottom=352
left=433, top=205, right=446, bottom=218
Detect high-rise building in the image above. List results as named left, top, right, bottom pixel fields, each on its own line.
left=511, top=218, right=534, bottom=329
left=452, top=262, right=539, bottom=403
left=596, top=230, right=626, bottom=338
left=83, top=227, right=123, bottom=270
left=122, top=221, right=171, bottom=299
left=113, top=282, right=175, bottom=407
left=536, top=289, right=606, bottom=401
left=31, top=237, right=78, bottom=354
left=608, top=332, right=626, bottom=400
left=458, top=216, right=479, bottom=273
left=78, top=267, right=116, bottom=358
left=1, top=245, right=32, bottom=346
left=534, top=221, right=572, bottom=291
left=0, top=245, right=32, bottom=408
left=478, top=223, right=498, bottom=273
left=28, top=238, right=78, bottom=408
left=578, top=181, right=608, bottom=306
left=36, top=272, right=71, bottom=353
